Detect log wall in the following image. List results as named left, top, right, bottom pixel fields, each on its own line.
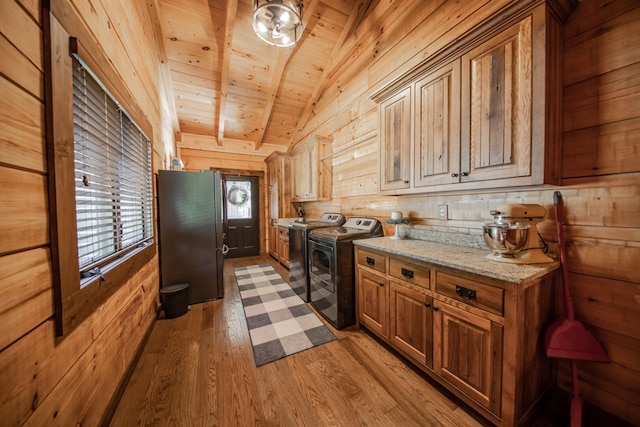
left=0, top=0, right=170, bottom=424
left=296, top=0, right=640, bottom=424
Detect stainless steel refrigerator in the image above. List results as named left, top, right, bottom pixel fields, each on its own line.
left=157, top=170, right=226, bottom=303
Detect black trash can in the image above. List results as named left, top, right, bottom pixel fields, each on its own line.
left=160, top=283, right=189, bottom=319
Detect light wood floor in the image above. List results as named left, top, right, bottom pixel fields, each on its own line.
left=108, top=255, right=621, bottom=426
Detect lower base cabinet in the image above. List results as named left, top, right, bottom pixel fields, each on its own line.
left=355, top=246, right=555, bottom=427
left=433, top=301, right=502, bottom=415
left=357, top=268, right=388, bottom=337
left=390, top=280, right=433, bottom=368
left=277, top=226, right=289, bottom=268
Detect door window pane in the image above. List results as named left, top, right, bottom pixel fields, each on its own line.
left=226, top=181, right=252, bottom=219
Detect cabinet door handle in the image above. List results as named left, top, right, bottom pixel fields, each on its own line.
left=403, top=179, right=409, bottom=184
left=378, top=282, right=385, bottom=287
left=366, top=257, right=375, bottom=266
left=451, top=173, right=459, bottom=178
left=455, top=285, right=477, bottom=300
left=424, top=302, right=431, bottom=308
left=433, top=306, right=440, bottom=312
left=401, top=268, right=414, bottom=279
left=461, top=171, right=469, bottom=177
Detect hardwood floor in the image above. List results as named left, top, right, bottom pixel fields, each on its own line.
left=109, top=255, right=628, bottom=427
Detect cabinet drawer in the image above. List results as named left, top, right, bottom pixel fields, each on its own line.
left=278, top=227, right=289, bottom=240
left=389, top=258, right=430, bottom=289
left=357, top=249, right=386, bottom=274
left=435, top=272, right=504, bottom=316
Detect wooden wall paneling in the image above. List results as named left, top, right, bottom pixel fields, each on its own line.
left=565, top=237, right=639, bottom=283
left=181, top=153, right=268, bottom=173
left=16, top=0, right=41, bottom=24
left=180, top=147, right=268, bottom=165
left=0, top=0, right=43, bottom=71
left=366, top=0, right=513, bottom=88
left=0, top=34, right=43, bottom=99
left=17, top=261, right=158, bottom=426
left=338, top=107, right=378, bottom=144
left=548, top=186, right=640, bottom=228
left=556, top=360, right=640, bottom=423
left=567, top=272, right=640, bottom=339
left=563, top=6, right=640, bottom=86
left=179, top=134, right=281, bottom=156
left=49, top=0, right=155, bottom=138
left=58, top=1, right=159, bottom=124
left=0, top=248, right=51, bottom=323
left=0, top=77, right=45, bottom=173
left=562, top=0, right=639, bottom=39
left=0, top=248, right=54, bottom=351
left=563, top=63, right=640, bottom=132
left=0, top=166, right=49, bottom=254
left=0, top=319, right=93, bottom=426
left=562, top=118, right=640, bottom=177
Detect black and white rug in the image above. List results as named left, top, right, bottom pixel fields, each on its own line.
left=234, top=264, right=336, bottom=367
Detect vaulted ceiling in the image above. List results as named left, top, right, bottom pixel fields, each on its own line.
left=148, top=0, right=373, bottom=153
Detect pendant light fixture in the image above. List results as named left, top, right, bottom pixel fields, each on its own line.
left=252, top=0, right=303, bottom=48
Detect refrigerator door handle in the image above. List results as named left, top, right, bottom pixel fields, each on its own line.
left=221, top=244, right=230, bottom=255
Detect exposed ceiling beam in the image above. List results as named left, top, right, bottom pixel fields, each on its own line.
left=286, top=0, right=373, bottom=151
left=215, top=0, right=238, bottom=146
left=253, top=48, right=290, bottom=151
left=146, top=0, right=181, bottom=143
left=253, top=0, right=322, bottom=150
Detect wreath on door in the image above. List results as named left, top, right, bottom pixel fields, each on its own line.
left=227, top=185, right=248, bottom=207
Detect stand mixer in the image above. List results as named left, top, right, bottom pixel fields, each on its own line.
left=483, top=204, right=554, bottom=264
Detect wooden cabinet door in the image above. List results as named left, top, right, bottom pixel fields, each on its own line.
left=433, top=302, right=502, bottom=415
left=268, top=188, right=279, bottom=259
left=266, top=158, right=277, bottom=189
left=414, top=60, right=461, bottom=187
left=304, top=143, right=317, bottom=200
left=357, top=268, right=388, bottom=338
left=460, top=16, right=533, bottom=183
left=269, top=187, right=279, bottom=220
left=291, top=149, right=312, bottom=201
left=379, top=86, right=412, bottom=192
left=278, top=227, right=289, bottom=267
left=389, top=280, right=433, bottom=368
left=269, top=223, right=278, bottom=259
left=290, top=152, right=301, bottom=201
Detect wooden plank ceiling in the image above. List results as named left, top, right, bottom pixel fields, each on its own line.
left=151, top=0, right=370, bottom=152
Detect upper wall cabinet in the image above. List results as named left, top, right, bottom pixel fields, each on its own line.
left=290, top=135, right=333, bottom=202
left=372, top=2, right=565, bottom=195
left=380, top=87, right=412, bottom=192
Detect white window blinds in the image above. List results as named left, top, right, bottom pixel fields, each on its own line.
left=72, top=56, right=153, bottom=275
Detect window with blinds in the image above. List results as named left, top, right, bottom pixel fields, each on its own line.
left=72, top=56, right=154, bottom=280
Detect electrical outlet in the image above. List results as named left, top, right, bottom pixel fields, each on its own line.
left=437, top=204, right=448, bottom=220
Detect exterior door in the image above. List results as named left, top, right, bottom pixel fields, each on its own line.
left=223, top=175, right=260, bottom=258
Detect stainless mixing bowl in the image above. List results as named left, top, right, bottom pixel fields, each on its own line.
left=483, top=223, right=529, bottom=257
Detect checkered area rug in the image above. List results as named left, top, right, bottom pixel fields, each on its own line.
left=234, top=264, right=336, bottom=367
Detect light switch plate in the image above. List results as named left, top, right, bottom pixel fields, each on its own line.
left=438, top=204, right=448, bottom=220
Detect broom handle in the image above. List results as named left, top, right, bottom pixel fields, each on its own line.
left=554, top=191, right=575, bottom=321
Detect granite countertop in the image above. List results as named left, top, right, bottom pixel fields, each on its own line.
left=354, top=237, right=559, bottom=284
left=276, top=218, right=300, bottom=227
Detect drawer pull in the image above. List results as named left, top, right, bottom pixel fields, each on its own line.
left=366, top=257, right=375, bottom=266
left=401, top=268, right=414, bottom=279
left=455, top=285, right=477, bottom=300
